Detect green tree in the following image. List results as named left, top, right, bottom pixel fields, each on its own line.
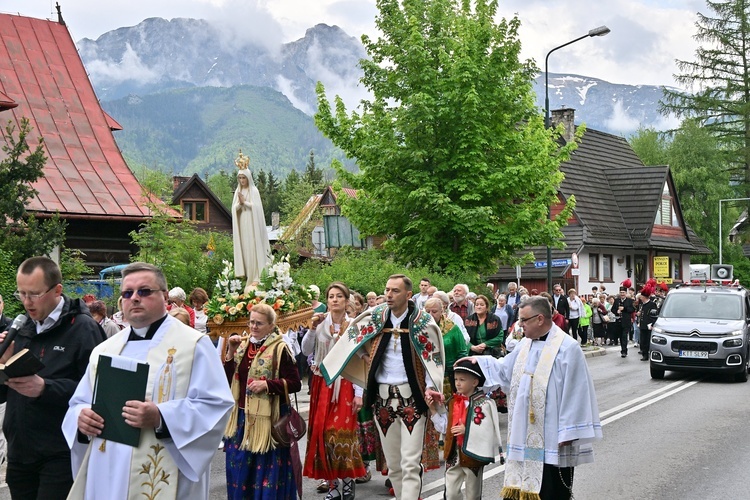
left=280, top=170, right=318, bottom=226
left=129, top=207, right=234, bottom=294
left=207, top=169, right=236, bottom=210
left=291, top=247, right=485, bottom=296
left=669, top=120, right=734, bottom=259
left=660, top=0, right=750, bottom=198
left=0, top=119, right=66, bottom=267
left=134, top=167, right=173, bottom=202
left=628, top=127, right=669, bottom=165
left=314, top=0, right=576, bottom=275
left=302, top=150, right=325, bottom=191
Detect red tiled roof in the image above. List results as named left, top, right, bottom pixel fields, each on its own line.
left=0, top=13, right=156, bottom=219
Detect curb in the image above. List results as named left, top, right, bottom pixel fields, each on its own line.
left=583, top=346, right=607, bottom=358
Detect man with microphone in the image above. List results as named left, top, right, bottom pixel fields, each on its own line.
left=0, top=256, right=105, bottom=500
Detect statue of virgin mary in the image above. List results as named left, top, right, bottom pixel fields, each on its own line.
left=231, top=151, right=271, bottom=284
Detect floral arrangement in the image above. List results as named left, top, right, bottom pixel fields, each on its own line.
left=205, top=256, right=313, bottom=325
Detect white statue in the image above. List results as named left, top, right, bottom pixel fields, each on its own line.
left=231, top=151, right=271, bottom=285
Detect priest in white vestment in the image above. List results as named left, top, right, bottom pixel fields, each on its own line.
left=62, top=263, right=234, bottom=500
left=232, top=151, right=271, bottom=285
left=465, top=295, right=602, bottom=500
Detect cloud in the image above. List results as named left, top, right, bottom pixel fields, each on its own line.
left=276, top=76, right=315, bottom=114
left=303, top=38, right=370, bottom=112
left=84, top=43, right=160, bottom=83
left=203, top=0, right=284, bottom=58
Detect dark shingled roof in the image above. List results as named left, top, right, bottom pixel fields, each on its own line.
left=489, top=125, right=710, bottom=280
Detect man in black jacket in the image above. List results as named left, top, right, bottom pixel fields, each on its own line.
left=0, top=257, right=105, bottom=500
left=612, top=286, right=636, bottom=358
left=552, top=284, right=570, bottom=321
left=638, top=291, right=659, bottom=361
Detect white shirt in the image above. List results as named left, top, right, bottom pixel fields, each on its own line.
left=36, top=297, right=64, bottom=334
left=375, top=308, right=410, bottom=385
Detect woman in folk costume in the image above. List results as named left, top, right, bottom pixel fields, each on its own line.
left=223, top=303, right=302, bottom=499
left=231, top=151, right=271, bottom=285
left=301, top=282, right=365, bottom=500
left=469, top=295, right=602, bottom=500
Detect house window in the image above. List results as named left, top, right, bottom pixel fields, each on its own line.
left=654, top=184, right=679, bottom=227
left=182, top=200, right=207, bottom=222
left=589, top=254, right=599, bottom=280
left=673, top=256, right=681, bottom=280
left=602, top=254, right=613, bottom=281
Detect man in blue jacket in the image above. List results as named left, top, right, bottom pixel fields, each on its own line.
left=0, top=256, right=105, bottom=500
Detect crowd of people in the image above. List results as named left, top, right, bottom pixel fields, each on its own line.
left=0, top=258, right=614, bottom=500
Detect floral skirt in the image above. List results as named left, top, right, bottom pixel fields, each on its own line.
left=225, top=411, right=298, bottom=500
left=303, top=374, right=366, bottom=480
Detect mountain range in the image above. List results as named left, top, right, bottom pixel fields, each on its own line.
left=77, top=17, right=673, bottom=176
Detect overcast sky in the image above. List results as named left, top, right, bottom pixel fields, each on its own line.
left=6, top=0, right=706, bottom=89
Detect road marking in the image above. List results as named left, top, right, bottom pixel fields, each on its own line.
left=422, top=377, right=701, bottom=499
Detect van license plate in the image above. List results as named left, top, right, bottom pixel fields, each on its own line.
left=679, top=350, right=709, bottom=359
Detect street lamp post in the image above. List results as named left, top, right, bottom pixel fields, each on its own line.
left=544, top=25, right=610, bottom=293
left=718, top=197, right=750, bottom=264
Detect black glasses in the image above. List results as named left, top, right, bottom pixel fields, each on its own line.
left=518, top=314, right=540, bottom=324
left=14, top=285, right=56, bottom=302
left=121, top=289, right=163, bottom=299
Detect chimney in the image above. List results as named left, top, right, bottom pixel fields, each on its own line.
left=172, top=176, right=189, bottom=192
left=550, top=108, right=576, bottom=144
left=271, top=211, right=280, bottom=230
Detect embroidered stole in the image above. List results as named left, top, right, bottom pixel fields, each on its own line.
left=68, top=322, right=201, bottom=500
left=501, top=331, right=565, bottom=500
left=224, top=332, right=286, bottom=453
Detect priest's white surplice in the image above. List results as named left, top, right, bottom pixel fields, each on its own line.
left=475, top=326, right=602, bottom=467
left=62, top=316, right=233, bottom=499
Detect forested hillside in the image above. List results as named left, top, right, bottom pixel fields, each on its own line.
left=102, top=85, right=351, bottom=176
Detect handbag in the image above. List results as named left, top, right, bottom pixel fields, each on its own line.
left=271, top=373, right=307, bottom=447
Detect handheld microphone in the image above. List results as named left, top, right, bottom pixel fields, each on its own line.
left=0, top=314, right=28, bottom=359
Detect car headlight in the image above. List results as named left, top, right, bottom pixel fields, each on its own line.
left=728, top=329, right=743, bottom=336
left=652, top=326, right=664, bottom=334
left=651, top=335, right=667, bottom=345
left=724, top=338, right=743, bottom=347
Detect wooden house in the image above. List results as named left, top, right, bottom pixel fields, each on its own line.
left=171, top=175, right=232, bottom=233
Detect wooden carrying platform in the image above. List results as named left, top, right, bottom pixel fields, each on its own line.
left=207, top=306, right=314, bottom=342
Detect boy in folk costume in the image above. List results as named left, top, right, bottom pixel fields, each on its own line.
left=426, top=360, right=503, bottom=500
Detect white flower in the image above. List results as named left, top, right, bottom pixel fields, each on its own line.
left=230, top=279, right=242, bottom=292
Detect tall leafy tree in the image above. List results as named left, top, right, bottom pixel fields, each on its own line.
left=660, top=0, right=750, bottom=197
left=315, top=0, right=576, bottom=274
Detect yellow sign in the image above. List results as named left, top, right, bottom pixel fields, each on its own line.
left=658, top=278, right=673, bottom=284
left=653, top=256, right=670, bottom=277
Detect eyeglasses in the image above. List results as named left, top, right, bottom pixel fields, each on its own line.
left=518, top=314, right=540, bottom=324
left=14, top=285, right=56, bottom=302
left=248, top=320, right=268, bottom=327
left=121, top=289, right=163, bottom=299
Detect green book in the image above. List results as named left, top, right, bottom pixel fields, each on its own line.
left=91, top=354, right=149, bottom=447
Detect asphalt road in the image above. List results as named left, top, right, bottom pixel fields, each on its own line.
left=2, top=342, right=750, bottom=499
